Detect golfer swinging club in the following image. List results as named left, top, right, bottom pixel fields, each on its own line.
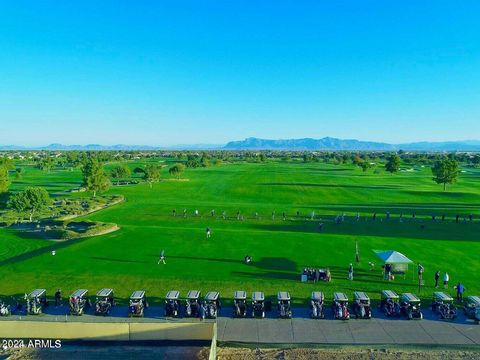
left=158, top=250, right=166, bottom=265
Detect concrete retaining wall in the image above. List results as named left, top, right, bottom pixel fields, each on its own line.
left=0, top=321, right=215, bottom=342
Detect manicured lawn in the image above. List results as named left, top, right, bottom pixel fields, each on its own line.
left=1, top=160, right=479, bottom=306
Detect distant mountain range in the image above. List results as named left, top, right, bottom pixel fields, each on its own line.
left=1, top=137, right=480, bottom=151
left=224, top=137, right=480, bottom=151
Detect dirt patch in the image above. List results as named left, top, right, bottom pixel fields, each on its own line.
left=216, top=347, right=480, bottom=360
left=1, top=345, right=208, bottom=360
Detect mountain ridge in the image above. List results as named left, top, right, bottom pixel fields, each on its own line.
left=1, top=137, right=480, bottom=151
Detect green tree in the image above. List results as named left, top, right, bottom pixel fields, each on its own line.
left=38, top=157, right=55, bottom=172
left=169, top=163, right=185, bottom=179
left=385, top=154, right=401, bottom=174
left=82, top=158, right=111, bottom=197
left=431, top=158, right=459, bottom=191
left=0, top=158, right=14, bottom=170
left=0, top=165, right=9, bottom=193
left=360, top=161, right=372, bottom=172
left=8, top=187, right=51, bottom=222
left=110, top=163, right=131, bottom=185
left=143, top=164, right=161, bottom=188
left=15, top=167, right=23, bottom=179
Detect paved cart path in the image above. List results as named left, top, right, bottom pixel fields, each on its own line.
left=2, top=306, right=480, bottom=346
left=216, top=308, right=480, bottom=345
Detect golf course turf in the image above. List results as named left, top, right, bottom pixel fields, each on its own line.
left=1, top=159, right=479, bottom=306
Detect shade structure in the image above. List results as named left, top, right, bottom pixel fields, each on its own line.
left=373, top=250, right=413, bottom=275
left=373, top=250, right=413, bottom=264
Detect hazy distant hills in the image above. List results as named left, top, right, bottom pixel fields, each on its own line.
left=224, top=137, right=480, bottom=151
left=1, top=137, right=480, bottom=151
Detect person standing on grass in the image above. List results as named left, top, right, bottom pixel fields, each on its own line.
left=272, top=211, right=275, bottom=220
left=183, top=209, right=187, bottom=218
left=222, top=210, right=226, bottom=220
left=195, top=209, right=199, bottom=217
left=434, top=270, right=440, bottom=288
left=417, top=263, right=424, bottom=281
left=348, top=263, right=353, bottom=281
left=469, top=214, right=473, bottom=222
left=172, top=209, right=176, bottom=217
left=443, top=272, right=449, bottom=288
left=282, top=212, right=286, bottom=221
left=456, top=282, right=465, bottom=302
left=158, top=250, right=166, bottom=265
left=211, top=209, right=215, bottom=217
left=206, top=227, right=211, bottom=239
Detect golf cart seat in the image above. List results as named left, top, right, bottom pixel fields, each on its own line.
left=310, top=291, right=325, bottom=319
left=204, top=291, right=221, bottom=319
left=353, top=291, right=372, bottom=319
left=277, top=291, right=292, bottom=318
left=185, top=290, right=201, bottom=318
left=95, top=288, right=114, bottom=316
left=165, top=290, right=180, bottom=317
left=69, top=289, right=89, bottom=316
left=233, top=291, right=247, bottom=318
left=464, top=296, right=480, bottom=321
left=432, top=292, right=456, bottom=320
left=332, top=292, right=349, bottom=320
left=400, top=293, right=423, bottom=320
left=27, top=289, right=47, bottom=315
left=129, top=290, right=147, bottom=317
left=251, top=291, right=265, bottom=318
left=380, top=290, right=400, bottom=317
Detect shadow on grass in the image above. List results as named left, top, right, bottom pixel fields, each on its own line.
left=251, top=217, right=480, bottom=242
left=0, top=238, right=87, bottom=267
left=257, top=182, right=401, bottom=190
left=90, top=256, right=148, bottom=264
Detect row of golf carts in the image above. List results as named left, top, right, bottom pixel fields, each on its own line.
left=2, top=289, right=480, bottom=323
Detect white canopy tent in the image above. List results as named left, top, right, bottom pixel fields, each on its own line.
left=373, top=250, right=413, bottom=275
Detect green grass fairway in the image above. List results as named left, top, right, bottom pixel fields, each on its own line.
left=1, top=161, right=479, bottom=305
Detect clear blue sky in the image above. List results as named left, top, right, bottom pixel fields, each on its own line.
left=1, top=1, right=479, bottom=146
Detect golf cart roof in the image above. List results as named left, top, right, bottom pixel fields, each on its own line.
left=205, top=291, right=219, bottom=301
left=354, top=291, right=370, bottom=301
left=96, top=288, right=113, bottom=297
left=311, top=291, right=324, bottom=301
left=433, top=292, right=453, bottom=301
left=381, top=290, right=399, bottom=299
left=252, top=291, right=264, bottom=301
left=234, top=291, right=246, bottom=300
left=401, top=293, right=420, bottom=303
left=130, top=290, right=145, bottom=300
left=28, top=289, right=46, bottom=298
left=187, top=290, right=200, bottom=299
left=334, top=292, right=348, bottom=302
left=277, top=291, right=291, bottom=301
left=166, top=290, right=180, bottom=300
left=70, top=289, right=88, bottom=298
left=465, top=296, right=480, bottom=305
